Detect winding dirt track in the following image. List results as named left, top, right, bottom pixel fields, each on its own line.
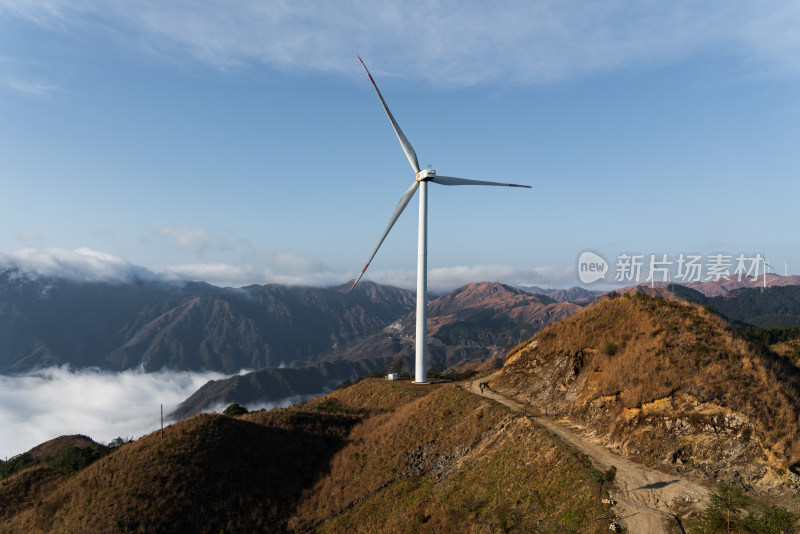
left=465, top=374, right=710, bottom=534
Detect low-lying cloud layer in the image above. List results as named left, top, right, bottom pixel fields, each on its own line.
left=0, top=248, right=158, bottom=284
left=0, top=367, right=229, bottom=458
left=163, top=253, right=347, bottom=289
left=0, top=247, right=574, bottom=291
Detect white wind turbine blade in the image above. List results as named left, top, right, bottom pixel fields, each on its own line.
left=432, top=175, right=532, bottom=188
left=350, top=181, right=420, bottom=290
left=358, top=56, right=421, bottom=174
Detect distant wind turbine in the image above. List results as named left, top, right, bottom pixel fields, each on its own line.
left=350, top=56, right=531, bottom=384
left=763, top=257, right=773, bottom=289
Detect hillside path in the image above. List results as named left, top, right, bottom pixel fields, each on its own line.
left=464, top=374, right=710, bottom=534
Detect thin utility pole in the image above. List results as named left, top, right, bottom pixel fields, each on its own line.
left=161, top=404, right=164, bottom=438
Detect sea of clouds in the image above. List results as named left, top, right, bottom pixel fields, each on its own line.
left=0, top=366, right=233, bottom=459
left=0, top=365, right=345, bottom=460
left=0, top=247, right=575, bottom=459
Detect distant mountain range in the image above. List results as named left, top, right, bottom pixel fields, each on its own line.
left=614, top=273, right=800, bottom=298
left=6, top=292, right=800, bottom=532
left=519, top=285, right=601, bottom=304
left=670, top=284, right=800, bottom=328
left=0, top=268, right=413, bottom=373
left=685, top=273, right=800, bottom=297
left=339, top=282, right=582, bottom=369
left=0, top=269, right=589, bottom=377
left=171, top=282, right=585, bottom=415
left=7, top=266, right=800, bottom=417
left=605, top=278, right=800, bottom=329
left=0, top=269, right=596, bottom=413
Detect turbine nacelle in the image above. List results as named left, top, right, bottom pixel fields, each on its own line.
left=416, top=169, right=436, bottom=181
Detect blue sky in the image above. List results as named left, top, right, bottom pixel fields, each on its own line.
left=1, top=1, right=799, bottom=291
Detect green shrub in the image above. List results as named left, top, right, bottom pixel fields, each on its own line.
left=222, top=403, right=249, bottom=417
left=314, top=398, right=342, bottom=413
left=603, top=343, right=618, bottom=356
left=52, top=444, right=110, bottom=476
left=603, top=466, right=616, bottom=483
left=691, top=479, right=797, bottom=533
left=3, top=453, right=36, bottom=478
left=745, top=507, right=796, bottom=533
left=108, top=436, right=134, bottom=449
left=337, top=379, right=353, bottom=390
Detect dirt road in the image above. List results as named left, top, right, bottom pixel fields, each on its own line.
left=466, top=375, right=709, bottom=534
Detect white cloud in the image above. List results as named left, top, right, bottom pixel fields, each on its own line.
left=363, top=264, right=576, bottom=292
left=4, top=78, right=59, bottom=96
left=0, top=246, right=348, bottom=288
left=0, top=247, right=575, bottom=290
left=271, top=251, right=327, bottom=273
left=0, top=366, right=229, bottom=458
left=157, top=226, right=230, bottom=255
left=741, top=3, right=800, bottom=77
left=2, top=1, right=800, bottom=85
left=0, top=247, right=157, bottom=283
left=162, top=262, right=252, bottom=286
left=163, top=252, right=347, bottom=288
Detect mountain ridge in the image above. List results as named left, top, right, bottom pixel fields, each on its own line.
left=1, top=379, right=614, bottom=533
left=171, top=281, right=587, bottom=415
left=491, top=292, right=800, bottom=495
left=338, top=281, right=583, bottom=368
left=171, top=356, right=392, bottom=419
left=0, top=270, right=414, bottom=373
left=5, top=290, right=800, bottom=531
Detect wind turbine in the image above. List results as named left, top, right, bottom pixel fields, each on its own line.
left=763, top=257, right=773, bottom=289
left=350, top=56, right=531, bottom=384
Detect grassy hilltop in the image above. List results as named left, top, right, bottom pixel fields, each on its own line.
left=493, top=292, right=800, bottom=494
left=6, top=290, right=800, bottom=532
left=1, top=379, right=612, bottom=533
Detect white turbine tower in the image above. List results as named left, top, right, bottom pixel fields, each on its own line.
left=350, top=56, right=531, bottom=384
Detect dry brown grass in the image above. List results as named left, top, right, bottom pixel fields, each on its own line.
left=0, top=466, right=64, bottom=525
left=771, top=338, right=800, bottom=361
left=1, top=377, right=613, bottom=533
left=493, top=292, right=800, bottom=485
left=2, top=410, right=356, bottom=533
left=286, top=383, right=509, bottom=530
left=25, top=435, right=97, bottom=461
left=317, top=415, right=610, bottom=534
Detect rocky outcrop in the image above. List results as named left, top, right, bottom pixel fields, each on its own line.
left=491, top=293, right=800, bottom=496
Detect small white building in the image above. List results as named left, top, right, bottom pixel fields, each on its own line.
left=386, top=373, right=399, bottom=381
